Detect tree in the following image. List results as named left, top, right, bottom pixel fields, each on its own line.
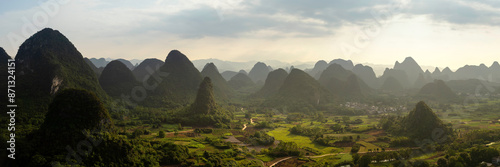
left=330, top=124, right=344, bottom=133
left=352, top=153, right=360, bottom=164
left=351, top=144, right=361, bottom=153
left=245, top=113, right=252, bottom=119
left=459, top=152, right=471, bottom=166
left=358, top=155, right=372, bottom=167
left=413, top=160, right=430, bottom=167
left=132, top=129, right=143, bottom=139
left=437, top=158, right=448, bottom=167
left=471, top=147, right=499, bottom=165
left=177, top=123, right=183, bottom=130
left=158, top=131, right=165, bottom=138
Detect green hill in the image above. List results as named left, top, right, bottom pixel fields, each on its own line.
left=32, top=89, right=112, bottom=165
left=116, top=58, right=135, bottom=70
left=394, top=57, right=424, bottom=85
left=318, top=64, right=353, bottom=83
left=417, top=80, right=459, bottom=102
left=254, top=68, right=288, bottom=98
left=132, top=58, right=164, bottom=81
left=248, top=62, right=271, bottom=84
left=266, top=69, right=332, bottom=112
left=84, top=57, right=102, bottom=76
left=404, top=101, right=452, bottom=139
left=318, top=64, right=370, bottom=98
left=37, top=89, right=112, bottom=152
left=201, top=63, right=233, bottom=101
left=143, top=50, right=202, bottom=108
left=16, top=28, right=107, bottom=98
left=447, top=79, right=500, bottom=94
left=308, top=60, right=328, bottom=79
left=99, top=60, right=138, bottom=97
left=379, top=68, right=410, bottom=88
left=14, top=28, right=108, bottom=133
left=380, top=76, right=404, bottom=93
left=228, top=72, right=255, bottom=90
left=352, top=64, right=379, bottom=89
left=181, top=77, right=232, bottom=127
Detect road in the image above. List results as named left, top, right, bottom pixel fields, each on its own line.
left=268, top=156, right=294, bottom=167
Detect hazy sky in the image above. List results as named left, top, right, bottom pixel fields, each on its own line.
left=1, top=0, right=499, bottom=69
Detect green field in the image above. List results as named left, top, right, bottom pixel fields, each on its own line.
left=267, top=127, right=342, bottom=154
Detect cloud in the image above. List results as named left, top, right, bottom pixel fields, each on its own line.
left=407, top=0, right=500, bottom=25
left=127, top=0, right=403, bottom=38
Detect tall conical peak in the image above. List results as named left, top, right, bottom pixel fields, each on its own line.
left=433, top=67, right=441, bottom=74
left=403, top=57, right=417, bottom=63
left=191, top=77, right=217, bottom=114
left=202, top=63, right=219, bottom=73
left=165, top=50, right=190, bottom=63
left=442, top=67, right=453, bottom=73
left=491, top=61, right=500, bottom=68
left=480, top=63, right=488, bottom=69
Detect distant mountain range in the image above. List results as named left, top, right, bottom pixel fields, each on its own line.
left=86, top=55, right=500, bottom=97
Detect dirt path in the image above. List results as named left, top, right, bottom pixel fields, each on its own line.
left=268, top=156, right=294, bottom=167
left=306, top=153, right=344, bottom=158
left=242, top=118, right=253, bottom=131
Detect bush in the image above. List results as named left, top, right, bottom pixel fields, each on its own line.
left=158, top=131, right=165, bottom=138
left=390, top=137, right=415, bottom=147
left=248, top=131, right=275, bottom=146
left=194, top=128, right=213, bottom=133
left=255, top=121, right=275, bottom=129
left=268, top=141, right=301, bottom=157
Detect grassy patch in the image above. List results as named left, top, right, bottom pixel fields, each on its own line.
left=267, top=127, right=342, bottom=154
left=256, top=154, right=274, bottom=162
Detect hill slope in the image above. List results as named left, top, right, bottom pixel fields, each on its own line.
left=248, top=62, right=271, bottom=84
left=228, top=72, right=256, bottom=93
left=404, top=101, right=452, bottom=139
left=254, top=68, right=288, bottom=98
left=380, top=76, right=404, bottom=92
left=201, top=63, right=233, bottom=101
left=180, top=77, right=232, bottom=127
left=318, top=64, right=370, bottom=98
left=132, top=58, right=164, bottom=81
left=143, top=50, right=202, bottom=107
left=394, top=57, right=424, bottom=85
left=13, top=28, right=108, bottom=137
left=99, top=60, right=138, bottom=97
left=266, top=69, right=332, bottom=112
left=16, top=28, right=108, bottom=103
left=417, top=80, right=459, bottom=102
left=379, top=68, right=410, bottom=88
left=116, top=58, right=136, bottom=70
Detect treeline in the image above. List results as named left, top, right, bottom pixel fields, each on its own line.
left=248, top=131, right=275, bottom=145
left=289, top=124, right=324, bottom=137
left=261, top=141, right=302, bottom=157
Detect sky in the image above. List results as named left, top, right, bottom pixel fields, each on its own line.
left=1, top=0, right=500, bottom=70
